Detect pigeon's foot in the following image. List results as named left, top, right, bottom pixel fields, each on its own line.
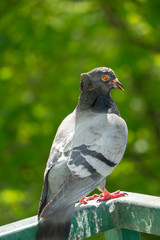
left=79, top=190, right=125, bottom=204
left=79, top=194, right=99, bottom=204
left=98, top=189, right=125, bottom=202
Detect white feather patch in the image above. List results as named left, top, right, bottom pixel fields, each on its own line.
left=68, top=163, right=91, bottom=178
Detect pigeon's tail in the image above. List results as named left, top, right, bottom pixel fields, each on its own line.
left=36, top=206, right=74, bottom=240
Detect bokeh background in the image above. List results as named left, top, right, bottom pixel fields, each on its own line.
left=0, top=0, right=160, bottom=239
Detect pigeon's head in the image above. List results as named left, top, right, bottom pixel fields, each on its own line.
left=80, top=67, right=123, bottom=94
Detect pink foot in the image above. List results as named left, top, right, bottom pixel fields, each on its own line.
left=79, top=194, right=99, bottom=204
left=98, top=189, right=125, bottom=202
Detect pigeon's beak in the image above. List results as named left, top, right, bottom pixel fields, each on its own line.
left=113, top=78, right=124, bottom=91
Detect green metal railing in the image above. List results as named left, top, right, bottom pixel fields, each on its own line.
left=0, top=192, right=160, bottom=240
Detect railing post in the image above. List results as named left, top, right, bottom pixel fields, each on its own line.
left=105, top=228, right=141, bottom=240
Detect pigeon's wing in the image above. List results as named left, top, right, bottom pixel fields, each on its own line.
left=38, top=110, right=76, bottom=218
left=39, top=143, right=103, bottom=218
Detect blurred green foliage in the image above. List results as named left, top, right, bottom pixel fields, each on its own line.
left=0, top=0, right=160, bottom=239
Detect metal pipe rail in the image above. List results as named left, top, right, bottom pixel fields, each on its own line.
left=0, top=192, right=160, bottom=240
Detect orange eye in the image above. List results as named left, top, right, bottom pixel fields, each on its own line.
left=103, top=76, right=109, bottom=81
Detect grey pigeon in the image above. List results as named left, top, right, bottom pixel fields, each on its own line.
left=36, top=67, right=128, bottom=240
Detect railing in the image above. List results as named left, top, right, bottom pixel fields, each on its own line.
left=0, top=192, right=160, bottom=240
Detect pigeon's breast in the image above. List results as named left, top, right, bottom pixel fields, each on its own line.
left=73, top=112, right=128, bottom=176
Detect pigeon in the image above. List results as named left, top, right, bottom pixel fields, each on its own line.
left=36, top=67, right=128, bottom=240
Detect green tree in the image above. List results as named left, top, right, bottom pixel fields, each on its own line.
left=0, top=1, right=160, bottom=239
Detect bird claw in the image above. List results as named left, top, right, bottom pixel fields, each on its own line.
left=97, top=189, right=126, bottom=202
left=79, top=194, right=99, bottom=204
left=79, top=190, right=126, bottom=204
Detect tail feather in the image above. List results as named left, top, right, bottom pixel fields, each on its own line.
left=36, top=206, right=74, bottom=240
left=36, top=219, right=71, bottom=240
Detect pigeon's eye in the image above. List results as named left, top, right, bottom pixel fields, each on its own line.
left=102, top=76, right=109, bottom=81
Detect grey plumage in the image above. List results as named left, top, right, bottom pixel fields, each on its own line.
left=36, top=67, right=128, bottom=240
